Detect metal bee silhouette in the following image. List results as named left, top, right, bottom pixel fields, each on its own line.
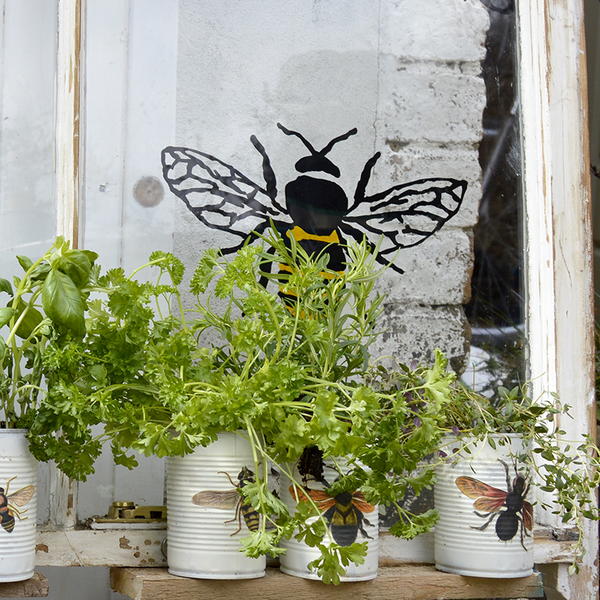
left=161, top=123, right=467, bottom=274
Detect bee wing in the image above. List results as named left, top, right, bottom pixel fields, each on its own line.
left=351, top=492, right=376, bottom=514
left=161, top=145, right=289, bottom=252
left=455, top=476, right=507, bottom=503
left=344, top=177, right=467, bottom=260
left=191, top=490, right=239, bottom=510
left=289, top=485, right=336, bottom=510
left=522, top=501, right=534, bottom=531
left=7, top=485, right=35, bottom=507
left=472, top=496, right=508, bottom=513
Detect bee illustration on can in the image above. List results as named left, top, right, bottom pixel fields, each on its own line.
left=290, top=452, right=376, bottom=549
left=455, top=459, right=532, bottom=549
left=0, top=476, right=35, bottom=533
left=192, top=467, right=260, bottom=536
left=161, top=123, right=467, bottom=276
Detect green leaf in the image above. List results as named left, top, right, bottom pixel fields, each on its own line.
left=0, top=278, right=13, bottom=296
left=81, top=250, right=99, bottom=264
left=57, top=250, right=93, bottom=288
left=16, top=255, right=33, bottom=272
left=30, top=263, right=51, bottom=281
left=0, top=308, right=14, bottom=328
left=9, top=299, right=43, bottom=339
left=89, top=365, right=107, bottom=382
left=42, top=270, right=85, bottom=336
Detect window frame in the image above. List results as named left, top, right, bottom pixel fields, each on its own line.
left=49, top=1, right=598, bottom=597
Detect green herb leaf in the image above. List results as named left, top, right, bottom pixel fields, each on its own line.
left=29, top=262, right=51, bottom=281
left=9, top=298, right=43, bottom=339
left=0, top=307, right=14, bottom=328
left=57, top=250, right=93, bottom=288
left=42, top=270, right=85, bottom=336
left=0, top=278, right=13, bottom=296
left=16, top=255, right=33, bottom=272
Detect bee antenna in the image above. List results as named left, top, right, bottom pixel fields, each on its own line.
left=320, top=127, right=358, bottom=155
left=277, top=123, right=316, bottom=154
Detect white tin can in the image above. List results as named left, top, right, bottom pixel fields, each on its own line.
left=166, top=432, right=266, bottom=579
left=0, top=429, right=37, bottom=582
left=434, top=435, right=533, bottom=578
left=280, top=461, right=378, bottom=581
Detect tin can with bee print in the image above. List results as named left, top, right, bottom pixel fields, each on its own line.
left=434, top=434, right=533, bottom=578
left=166, top=432, right=266, bottom=579
left=0, top=430, right=37, bottom=582
left=280, top=450, right=379, bottom=581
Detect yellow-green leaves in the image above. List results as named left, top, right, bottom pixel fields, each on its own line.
left=0, top=307, right=14, bottom=328
left=0, top=278, right=12, bottom=296
left=9, top=298, right=43, bottom=339
left=42, top=270, right=85, bottom=337
left=56, top=249, right=93, bottom=288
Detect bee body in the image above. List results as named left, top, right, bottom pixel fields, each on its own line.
left=0, top=479, right=35, bottom=534
left=323, top=490, right=371, bottom=546
left=239, top=502, right=260, bottom=533
left=0, top=506, right=15, bottom=533
left=290, top=483, right=376, bottom=547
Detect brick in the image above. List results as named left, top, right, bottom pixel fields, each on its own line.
left=369, top=145, right=482, bottom=228
left=370, top=303, right=469, bottom=370
left=376, top=229, right=472, bottom=305
left=377, top=61, right=486, bottom=144
left=380, top=0, right=489, bottom=63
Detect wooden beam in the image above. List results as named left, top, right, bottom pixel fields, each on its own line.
left=35, top=529, right=165, bottom=567
left=33, top=528, right=577, bottom=568
left=110, top=567, right=544, bottom=600
left=55, top=0, right=83, bottom=246
left=0, top=573, right=48, bottom=597
left=517, top=0, right=598, bottom=598
left=52, top=0, right=84, bottom=534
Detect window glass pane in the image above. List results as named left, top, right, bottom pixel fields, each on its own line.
left=77, top=0, right=523, bottom=536
left=463, top=0, right=525, bottom=396
left=0, top=1, right=58, bottom=277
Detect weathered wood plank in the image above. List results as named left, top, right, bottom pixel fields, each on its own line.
left=378, top=530, right=578, bottom=566
left=35, top=530, right=166, bottom=567
left=110, top=567, right=544, bottom=600
left=0, top=573, right=48, bottom=597
left=517, top=0, right=598, bottom=598
left=33, top=528, right=576, bottom=568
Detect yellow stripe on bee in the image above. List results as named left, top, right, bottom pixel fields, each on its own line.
left=278, top=227, right=343, bottom=306
left=278, top=263, right=341, bottom=281
left=288, top=226, right=340, bottom=244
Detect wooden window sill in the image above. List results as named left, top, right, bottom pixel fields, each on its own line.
left=109, top=566, right=544, bottom=600
left=34, top=527, right=577, bottom=567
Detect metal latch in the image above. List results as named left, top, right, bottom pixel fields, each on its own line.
left=90, top=501, right=167, bottom=530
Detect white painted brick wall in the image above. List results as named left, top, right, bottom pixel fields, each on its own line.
left=174, top=0, right=489, bottom=367
left=381, top=0, right=488, bottom=62
left=379, top=229, right=473, bottom=305
left=373, top=146, right=482, bottom=228
left=372, top=304, right=470, bottom=370
left=378, top=61, right=486, bottom=145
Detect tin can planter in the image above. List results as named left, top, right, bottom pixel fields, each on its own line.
left=166, top=432, right=265, bottom=579
left=0, top=429, right=37, bottom=582
left=280, top=460, right=379, bottom=582
left=434, top=434, right=533, bottom=578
